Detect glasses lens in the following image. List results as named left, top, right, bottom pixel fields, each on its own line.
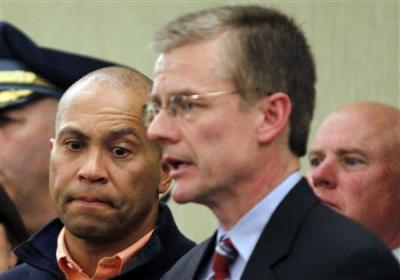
left=169, top=95, right=187, bottom=117
left=142, top=102, right=159, bottom=126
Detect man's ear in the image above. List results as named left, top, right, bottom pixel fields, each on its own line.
left=256, top=92, right=291, bottom=144
left=158, top=165, right=172, bottom=194
left=49, top=138, right=55, bottom=149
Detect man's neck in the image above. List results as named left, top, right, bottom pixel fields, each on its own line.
left=64, top=235, right=112, bottom=277
left=210, top=157, right=300, bottom=231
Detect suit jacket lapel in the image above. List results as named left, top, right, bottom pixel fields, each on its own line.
left=241, top=179, right=318, bottom=280
left=185, top=233, right=216, bottom=280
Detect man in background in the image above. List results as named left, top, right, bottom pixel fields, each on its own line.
left=0, top=66, right=194, bottom=279
left=0, top=188, right=26, bottom=271
left=144, top=5, right=400, bottom=279
left=308, top=101, right=400, bottom=261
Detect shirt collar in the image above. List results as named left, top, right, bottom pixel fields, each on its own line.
left=217, top=172, right=302, bottom=261
left=56, top=226, right=154, bottom=279
left=392, top=247, right=400, bottom=263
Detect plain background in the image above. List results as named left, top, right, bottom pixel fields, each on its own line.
left=2, top=0, right=398, bottom=242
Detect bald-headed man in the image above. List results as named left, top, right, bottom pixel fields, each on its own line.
left=0, top=21, right=120, bottom=238
left=308, top=101, right=400, bottom=260
left=0, top=21, right=123, bottom=273
left=0, top=66, right=194, bottom=280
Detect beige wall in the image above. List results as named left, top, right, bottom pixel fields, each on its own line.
left=2, top=0, right=398, bottom=242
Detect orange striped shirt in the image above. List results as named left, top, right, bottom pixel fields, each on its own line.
left=56, top=227, right=154, bottom=280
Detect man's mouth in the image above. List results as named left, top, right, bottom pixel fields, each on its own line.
left=163, top=156, right=194, bottom=177
left=76, top=197, right=107, bottom=203
left=164, top=157, right=192, bottom=170
left=67, top=195, right=114, bottom=209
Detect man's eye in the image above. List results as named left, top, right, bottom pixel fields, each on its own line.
left=185, top=100, right=195, bottom=111
left=342, top=157, right=363, bottom=166
left=171, top=96, right=186, bottom=110
left=0, top=115, right=19, bottom=127
left=111, top=147, right=131, bottom=158
left=309, top=157, right=321, bottom=167
left=65, top=141, right=83, bottom=151
left=171, top=95, right=197, bottom=111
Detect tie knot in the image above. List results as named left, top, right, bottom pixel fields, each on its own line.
left=212, top=237, right=238, bottom=280
left=217, top=238, right=237, bottom=260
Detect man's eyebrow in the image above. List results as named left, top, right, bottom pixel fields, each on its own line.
left=57, top=127, right=88, bottom=140
left=0, top=114, right=13, bottom=122
left=151, top=88, right=201, bottom=102
left=308, top=149, right=323, bottom=157
left=337, top=148, right=367, bottom=156
left=107, top=128, right=143, bottom=143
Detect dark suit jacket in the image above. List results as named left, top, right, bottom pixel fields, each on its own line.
left=162, top=179, right=400, bottom=280
left=0, top=203, right=195, bottom=280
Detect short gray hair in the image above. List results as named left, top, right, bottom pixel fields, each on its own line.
left=152, top=5, right=316, bottom=157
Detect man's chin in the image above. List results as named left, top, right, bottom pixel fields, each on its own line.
left=171, top=192, right=191, bottom=204
left=65, top=222, right=113, bottom=242
left=171, top=183, right=194, bottom=204
left=171, top=182, right=214, bottom=206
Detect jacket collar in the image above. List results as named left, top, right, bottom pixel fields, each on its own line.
left=14, top=219, right=64, bottom=278
left=14, top=203, right=193, bottom=279
left=241, top=178, right=318, bottom=279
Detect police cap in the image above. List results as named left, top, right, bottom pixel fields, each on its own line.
left=0, top=21, right=120, bottom=110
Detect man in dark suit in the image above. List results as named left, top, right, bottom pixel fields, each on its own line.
left=143, top=5, right=400, bottom=279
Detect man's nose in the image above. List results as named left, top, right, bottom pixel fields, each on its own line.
left=78, top=149, right=108, bottom=185
left=147, top=109, right=181, bottom=146
left=310, top=159, right=338, bottom=190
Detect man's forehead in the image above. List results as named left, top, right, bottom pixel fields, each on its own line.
left=152, top=62, right=233, bottom=99
left=153, top=39, right=230, bottom=80
left=334, top=103, right=400, bottom=129
left=65, top=77, right=115, bottom=99
left=154, top=54, right=166, bottom=72
left=66, top=79, right=144, bottom=108
left=314, top=109, right=397, bottom=156
left=56, top=83, right=146, bottom=132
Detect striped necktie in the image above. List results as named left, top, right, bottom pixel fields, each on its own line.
left=211, top=237, right=238, bottom=280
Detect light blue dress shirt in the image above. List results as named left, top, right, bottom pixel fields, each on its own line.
left=393, top=247, right=400, bottom=263
left=203, top=172, right=302, bottom=280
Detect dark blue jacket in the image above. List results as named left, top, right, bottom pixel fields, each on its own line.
left=162, top=180, right=400, bottom=280
left=0, top=203, right=195, bottom=280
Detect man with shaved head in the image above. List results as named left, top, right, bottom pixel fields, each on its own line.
left=0, top=21, right=126, bottom=273
left=308, top=101, right=400, bottom=260
left=0, top=66, right=194, bottom=280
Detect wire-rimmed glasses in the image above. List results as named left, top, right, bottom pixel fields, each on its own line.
left=142, top=91, right=235, bottom=126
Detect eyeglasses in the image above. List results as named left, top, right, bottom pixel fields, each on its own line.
left=142, top=91, right=235, bottom=127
